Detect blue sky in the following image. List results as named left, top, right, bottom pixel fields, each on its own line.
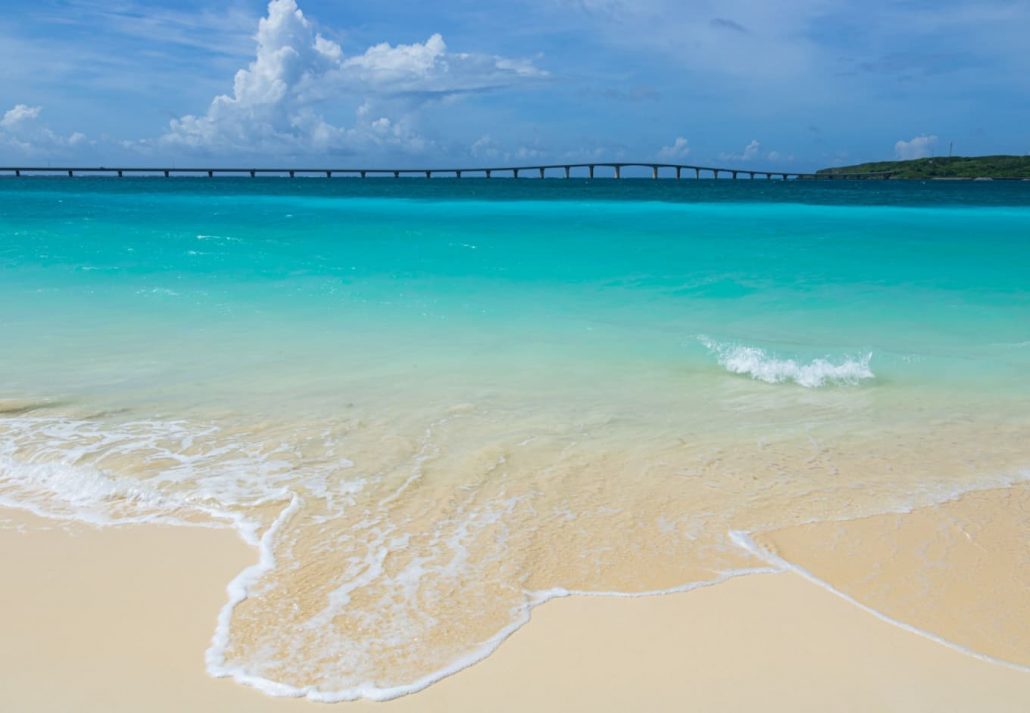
left=1, top=0, right=1029, bottom=169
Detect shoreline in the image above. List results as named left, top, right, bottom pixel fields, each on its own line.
left=733, top=529, right=1030, bottom=674
left=2, top=483, right=1028, bottom=711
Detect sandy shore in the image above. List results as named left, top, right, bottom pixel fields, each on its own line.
left=753, top=483, right=1030, bottom=668
left=1, top=503, right=1028, bottom=713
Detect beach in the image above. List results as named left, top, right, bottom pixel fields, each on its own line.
left=3, top=491, right=1028, bottom=712
left=2, top=178, right=1029, bottom=708
left=4, top=0, right=1030, bottom=705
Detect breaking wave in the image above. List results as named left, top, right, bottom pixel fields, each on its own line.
left=700, top=337, right=874, bottom=388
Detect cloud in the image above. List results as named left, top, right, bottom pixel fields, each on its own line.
left=0, top=104, right=87, bottom=156
left=39, top=0, right=259, bottom=58
left=1, top=104, right=42, bottom=129
left=159, top=0, right=545, bottom=156
left=556, top=0, right=826, bottom=84
left=470, top=135, right=503, bottom=160
left=894, top=134, right=938, bottom=159
left=657, top=136, right=690, bottom=160
left=709, top=18, right=748, bottom=33
left=716, top=139, right=793, bottom=164
left=719, top=138, right=761, bottom=162
left=340, top=34, right=544, bottom=95
left=467, top=135, right=548, bottom=163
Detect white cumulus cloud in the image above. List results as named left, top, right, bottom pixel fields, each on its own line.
left=894, top=134, right=938, bottom=160
left=340, top=33, right=543, bottom=93
left=716, top=139, right=793, bottom=164
left=0, top=104, right=87, bottom=156
left=657, top=136, right=690, bottom=160
left=160, top=0, right=546, bottom=156
left=1, top=104, right=43, bottom=129
left=719, top=138, right=761, bottom=162
left=467, top=135, right=548, bottom=163
left=470, top=135, right=504, bottom=160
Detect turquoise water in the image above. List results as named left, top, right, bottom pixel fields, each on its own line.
left=2, top=178, right=1029, bottom=699
left=4, top=179, right=1029, bottom=398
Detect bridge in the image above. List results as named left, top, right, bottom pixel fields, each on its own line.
left=0, top=162, right=892, bottom=180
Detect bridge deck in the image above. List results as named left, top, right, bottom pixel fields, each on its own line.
left=0, top=162, right=892, bottom=180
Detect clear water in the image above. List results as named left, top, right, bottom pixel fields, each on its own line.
left=2, top=177, right=1029, bottom=699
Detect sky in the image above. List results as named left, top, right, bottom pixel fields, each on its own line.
left=1, top=0, right=1029, bottom=169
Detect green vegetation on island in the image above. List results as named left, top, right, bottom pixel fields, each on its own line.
left=818, top=155, right=1030, bottom=179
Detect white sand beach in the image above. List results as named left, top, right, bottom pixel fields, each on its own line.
left=3, top=492, right=1027, bottom=712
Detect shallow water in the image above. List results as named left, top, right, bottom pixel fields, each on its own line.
left=2, top=177, right=1029, bottom=699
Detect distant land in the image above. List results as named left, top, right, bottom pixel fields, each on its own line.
left=818, top=155, right=1030, bottom=179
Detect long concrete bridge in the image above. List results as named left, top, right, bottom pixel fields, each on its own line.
left=0, top=162, right=892, bottom=180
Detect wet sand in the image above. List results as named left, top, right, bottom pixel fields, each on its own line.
left=751, top=483, right=1030, bottom=668
left=2, top=494, right=1028, bottom=712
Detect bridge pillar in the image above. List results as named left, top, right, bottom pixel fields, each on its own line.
left=456, top=170, right=462, bottom=179
left=695, top=168, right=701, bottom=179
left=486, top=169, right=492, bottom=178
left=289, top=170, right=295, bottom=178
left=68, top=170, right=74, bottom=177
left=614, top=165, right=621, bottom=179
left=588, top=165, right=595, bottom=179
left=360, top=171, right=367, bottom=178
left=713, top=169, right=719, bottom=179
left=426, top=171, right=432, bottom=178
left=14, top=169, right=20, bottom=177
left=676, top=167, right=681, bottom=180
left=392, top=171, right=398, bottom=178
left=208, top=170, right=214, bottom=177
left=564, top=166, right=570, bottom=179
left=117, top=170, right=123, bottom=177
left=514, top=168, right=520, bottom=179
left=652, top=165, right=659, bottom=179
left=731, top=171, right=738, bottom=180
left=539, top=167, right=545, bottom=179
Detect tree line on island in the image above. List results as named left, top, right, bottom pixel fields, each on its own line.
left=818, top=155, right=1030, bottom=179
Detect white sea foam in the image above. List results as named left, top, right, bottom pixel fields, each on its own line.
left=206, top=556, right=778, bottom=703
left=700, top=336, right=874, bottom=388
left=196, top=234, right=242, bottom=242
left=0, top=414, right=339, bottom=528
left=3, top=410, right=1028, bottom=701
left=729, top=529, right=1030, bottom=674
left=137, top=287, right=180, bottom=297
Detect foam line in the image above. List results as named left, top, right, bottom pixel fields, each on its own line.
left=202, top=553, right=777, bottom=702
left=205, top=494, right=301, bottom=687
left=699, top=336, right=874, bottom=388
left=728, top=529, right=1030, bottom=674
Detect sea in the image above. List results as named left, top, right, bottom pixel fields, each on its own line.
left=2, top=177, right=1028, bottom=699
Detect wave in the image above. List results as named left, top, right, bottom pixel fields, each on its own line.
left=6, top=403, right=1028, bottom=701
left=699, top=337, right=874, bottom=388
left=729, top=528, right=1030, bottom=674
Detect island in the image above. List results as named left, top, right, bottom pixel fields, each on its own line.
left=818, top=155, right=1030, bottom=180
